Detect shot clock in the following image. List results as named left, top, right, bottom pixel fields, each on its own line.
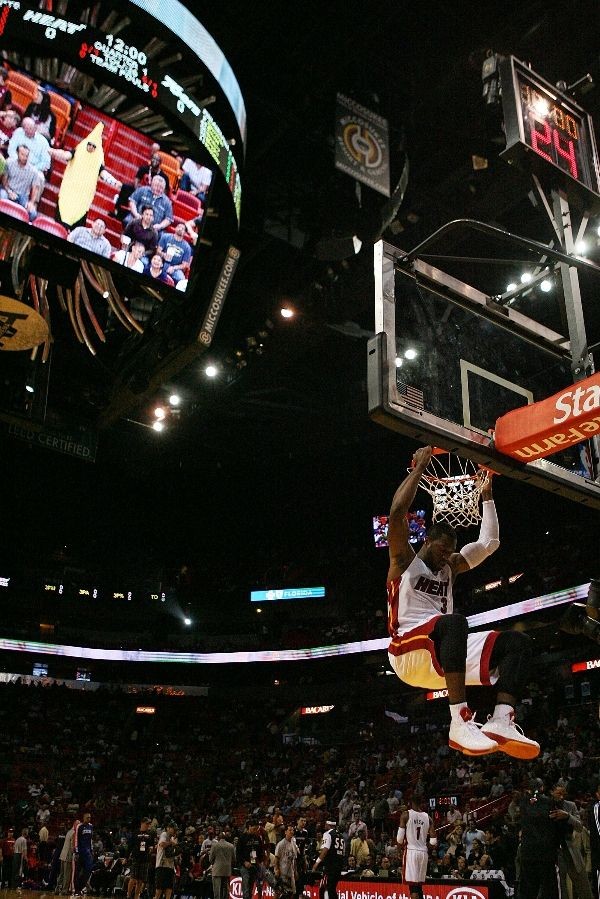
left=499, top=56, right=600, bottom=209
left=428, top=795, right=459, bottom=827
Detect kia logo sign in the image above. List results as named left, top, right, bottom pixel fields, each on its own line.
left=443, top=889, right=486, bottom=899
left=229, top=877, right=242, bottom=899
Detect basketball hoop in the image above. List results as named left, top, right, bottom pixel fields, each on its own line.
left=413, top=449, right=492, bottom=529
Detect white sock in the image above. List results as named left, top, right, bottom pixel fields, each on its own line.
left=450, top=702, right=468, bottom=723
left=493, top=703, right=514, bottom=720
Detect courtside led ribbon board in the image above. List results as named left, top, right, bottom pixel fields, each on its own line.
left=494, top=371, right=600, bottom=462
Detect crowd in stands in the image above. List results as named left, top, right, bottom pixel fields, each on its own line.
left=0, top=65, right=212, bottom=290
left=1, top=676, right=599, bottom=897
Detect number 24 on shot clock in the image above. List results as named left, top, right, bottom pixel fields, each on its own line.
left=499, top=55, right=600, bottom=207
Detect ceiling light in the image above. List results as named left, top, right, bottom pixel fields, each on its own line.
left=394, top=356, right=403, bottom=368
left=152, top=421, right=164, bottom=432
left=280, top=307, right=294, bottom=319
left=183, top=617, right=192, bottom=626
left=506, top=282, right=517, bottom=292
left=540, top=279, right=552, bottom=293
left=575, top=240, right=588, bottom=255
left=205, top=365, right=218, bottom=378
left=25, top=384, right=34, bottom=393
left=520, top=272, right=532, bottom=284
left=404, top=348, right=417, bottom=360
left=169, top=394, right=181, bottom=406
left=154, top=406, right=166, bottom=419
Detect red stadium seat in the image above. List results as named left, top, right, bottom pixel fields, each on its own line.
left=174, top=189, right=200, bottom=213
left=5, top=70, right=38, bottom=112
left=0, top=198, right=30, bottom=222
left=157, top=152, right=181, bottom=191
left=32, top=216, right=68, bottom=239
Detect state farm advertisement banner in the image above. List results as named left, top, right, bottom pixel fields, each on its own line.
left=233, top=876, right=489, bottom=899
left=494, top=370, right=600, bottom=462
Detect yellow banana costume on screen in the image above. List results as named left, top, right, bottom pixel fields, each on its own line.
left=58, top=122, right=105, bottom=226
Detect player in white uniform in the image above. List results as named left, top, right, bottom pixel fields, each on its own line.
left=396, top=800, right=436, bottom=899
left=387, top=446, right=540, bottom=759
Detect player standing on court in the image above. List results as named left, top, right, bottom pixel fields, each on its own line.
left=387, top=445, right=540, bottom=758
left=312, top=820, right=346, bottom=899
left=396, top=798, right=436, bottom=899
left=73, top=812, right=94, bottom=893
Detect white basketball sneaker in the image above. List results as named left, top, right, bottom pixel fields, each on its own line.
left=482, top=709, right=540, bottom=759
left=448, top=707, right=499, bottom=756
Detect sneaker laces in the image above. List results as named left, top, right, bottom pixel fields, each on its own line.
left=460, top=709, right=487, bottom=732
left=487, top=713, right=526, bottom=736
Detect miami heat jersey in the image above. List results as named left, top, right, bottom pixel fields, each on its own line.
left=405, top=809, right=431, bottom=852
left=387, top=554, right=453, bottom=638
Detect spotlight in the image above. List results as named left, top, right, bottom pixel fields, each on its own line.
left=154, top=406, right=166, bottom=419
left=280, top=307, right=294, bottom=319
left=404, top=348, right=417, bottom=360
left=205, top=365, right=218, bottom=378
left=25, top=384, right=35, bottom=394
left=183, top=617, right=192, bottom=626
left=152, top=421, right=165, bottom=432
left=532, top=97, right=550, bottom=117
left=506, top=282, right=517, bottom=292
left=540, top=279, right=552, bottom=293
left=520, top=272, right=532, bottom=284
left=576, top=240, right=588, bottom=255
left=394, top=356, right=403, bottom=368
left=169, top=394, right=181, bottom=406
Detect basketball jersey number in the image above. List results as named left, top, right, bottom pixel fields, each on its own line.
left=333, top=836, right=345, bottom=854
left=440, top=598, right=448, bottom=614
left=416, top=826, right=421, bottom=841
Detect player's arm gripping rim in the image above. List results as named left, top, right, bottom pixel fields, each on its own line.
left=387, top=445, right=433, bottom=581
left=449, top=476, right=500, bottom=578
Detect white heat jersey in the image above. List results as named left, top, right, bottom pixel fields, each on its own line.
left=405, top=809, right=431, bottom=852
left=387, top=554, right=453, bottom=640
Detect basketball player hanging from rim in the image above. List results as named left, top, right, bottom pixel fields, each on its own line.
left=386, top=445, right=540, bottom=758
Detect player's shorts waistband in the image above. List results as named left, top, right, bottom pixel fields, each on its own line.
left=388, top=615, right=441, bottom=656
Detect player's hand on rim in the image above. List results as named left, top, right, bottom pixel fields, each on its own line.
left=481, top=474, right=494, bottom=502
left=412, top=445, right=432, bottom=474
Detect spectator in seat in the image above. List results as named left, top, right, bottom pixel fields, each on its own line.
left=0, top=67, right=12, bottom=111
left=67, top=218, right=112, bottom=257
left=135, top=151, right=170, bottom=193
left=157, top=222, right=192, bottom=283
left=0, top=143, right=41, bottom=219
left=57, top=123, right=122, bottom=229
left=0, top=109, right=20, bottom=150
left=179, top=158, right=212, bottom=200
left=123, top=206, right=159, bottom=256
left=147, top=252, right=173, bottom=285
left=24, top=88, right=56, bottom=143
left=126, top=175, right=173, bottom=233
left=113, top=239, right=146, bottom=273
left=7, top=117, right=51, bottom=179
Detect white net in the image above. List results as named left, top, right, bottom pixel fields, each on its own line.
left=415, top=452, right=490, bottom=528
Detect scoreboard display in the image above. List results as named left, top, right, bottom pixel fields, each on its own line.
left=0, top=0, right=243, bottom=222
left=498, top=55, right=600, bottom=209
left=428, top=795, right=460, bottom=827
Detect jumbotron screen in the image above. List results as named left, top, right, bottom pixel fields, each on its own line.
left=372, top=511, right=427, bottom=548
left=0, top=64, right=214, bottom=293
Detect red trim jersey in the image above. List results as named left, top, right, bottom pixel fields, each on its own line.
left=387, top=554, right=452, bottom=648
left=405, top=809, right=431, bottom=852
